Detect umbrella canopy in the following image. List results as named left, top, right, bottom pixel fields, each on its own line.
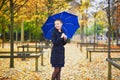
left=42, top=11, right=80, bottom=40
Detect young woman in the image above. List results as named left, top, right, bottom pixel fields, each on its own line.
left=50, top=19, right=67, bottom=80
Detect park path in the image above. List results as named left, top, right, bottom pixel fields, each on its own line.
left=39, top=43, right=120, bottom=80
left=0, top=43, right=120, bottom=80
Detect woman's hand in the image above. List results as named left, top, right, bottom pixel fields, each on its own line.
left=61, top=33, right=65, bottom=38
left=63, top=35, right=67, bottom=41
left=61, top=33, right=67, bottom=41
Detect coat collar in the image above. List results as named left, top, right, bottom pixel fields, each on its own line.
left=54, top=28, right=63, bottom=33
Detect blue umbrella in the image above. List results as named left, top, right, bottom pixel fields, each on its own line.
left=42, top=11, right=80, bottom=40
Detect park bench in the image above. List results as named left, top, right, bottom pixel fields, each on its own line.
left=77, top=42, right=97, bottom=51
left=17, top=44, right=51, bottom=65
left=77, top=42, right=108, bottom=51
left=86, top=48, right=120, bottom=62
left=0, top=44, right=49, bottom=71
left=0, top=51, right=42, bottom=58
left=106, top=58, right=120, bottom=70
left=0, top=51, right=43, bottom=71
left=106, top=57, right=120, bottom=79
left=17, top=44, right=43, bottom=60
left=77, top=42, right=97, bottom=48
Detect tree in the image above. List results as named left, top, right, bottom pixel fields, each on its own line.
left=79, top=0, right=91, bottom=43
left=8, top=0, right=28, bottom=68
left=0, top=0, right=10, bottom=48
left=9, top=0, right=14, bottom=68
left=0, top=14, right=9, bottom=48
left=0, top=0, right=9, bottom=10
left=107, top=0, right=112, bottom=79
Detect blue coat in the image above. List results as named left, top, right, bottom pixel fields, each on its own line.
left=50, top=28, right=67, bottom=67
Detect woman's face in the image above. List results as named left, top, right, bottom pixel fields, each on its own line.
left=54, top=20, right=63, bottom=30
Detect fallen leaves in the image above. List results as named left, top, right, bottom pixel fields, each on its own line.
left=0, top=43, right=120, bottom=80
left=0, top=68, right=42, bottom=80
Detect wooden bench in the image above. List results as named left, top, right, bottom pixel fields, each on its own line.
left=77, top=43, right=98, bottom=51
left=0, top=51, right=43, bottom=71
left=106, top=58, right=120, bottom=70
left=17, top=44, right=51, bottom=65
left=17, top=44, right=51, bottom=51
left=0, top=51, right=42, bottom=58
left=17, top=44, right=43, bottom=60
left=86, top=48, right=120, bottom=62
left=77, top=42, right=108, bottom=51
left=106, top=58, right=120, bottom=80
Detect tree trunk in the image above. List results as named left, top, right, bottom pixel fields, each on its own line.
left=2, top=25, right=5, bottom=48
left=108, top=0, right=112, bottom=58
left=116, top=28, right=119, bottom=46
left=21, top=19, right=24, bottom=42
left=29, top=29, right=31, bottom=41
left=86, top=25, right=88, bottom=43
left=10, top=0, right=14, bottom=68
left=107, top=1, right=112, bottom=80
left=80, top=26, right=84, bottom=43
left=93, top=18, right=96, bottom=50
left=16, top=30, right=18, bottom=41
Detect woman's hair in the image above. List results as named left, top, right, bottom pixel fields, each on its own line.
left=54, top=19, right=63, bottom=23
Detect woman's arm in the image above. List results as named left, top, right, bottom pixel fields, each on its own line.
left=51, top=30, right=64, bottom=46
left=62, top=33, right=67, bottom=45
left=63, top=39, right=67, bottom=45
